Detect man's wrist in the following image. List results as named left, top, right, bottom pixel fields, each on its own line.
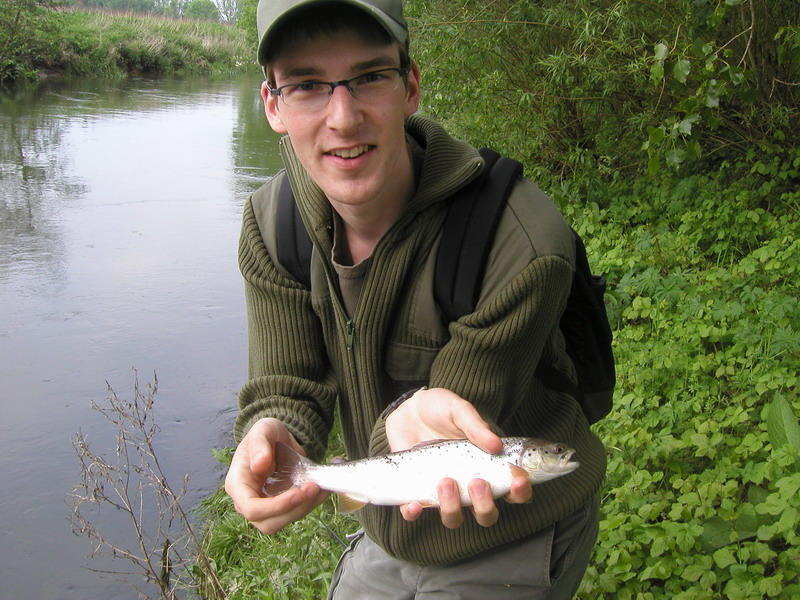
left=383, top=386, right=427, bottom=418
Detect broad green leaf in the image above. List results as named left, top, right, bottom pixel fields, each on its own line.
left=766, top=396, right=800, bottom=452
left=677, top=114, right=700, bottom=136
left=700, top=516, right=733, bottom=551
left=651, top=61, right=664, bottom=85
left=647, top=126, right=665, bottom=145
left=673, top=59, right=691, bottom=83
left=665, top=148, right=686, bottom=169
left=654, top=42, right=668, bottom=61
left=713, top=546, right=737, bottom=569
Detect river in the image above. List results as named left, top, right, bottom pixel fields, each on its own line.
left=0, top=73, right=281, bottom=599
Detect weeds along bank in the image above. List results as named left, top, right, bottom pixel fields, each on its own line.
left=0, top=5, right=251, bottom=86
left=197, top=1, right=799, bottom=599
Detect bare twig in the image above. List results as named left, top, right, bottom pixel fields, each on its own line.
left=770, top=77, right=800, bottom=99
left=415, top=19, right=569, bottom=32
left=69, top=370, right=227, bottom=600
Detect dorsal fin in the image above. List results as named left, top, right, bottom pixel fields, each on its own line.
left=409, top=439, right=454, bottom=450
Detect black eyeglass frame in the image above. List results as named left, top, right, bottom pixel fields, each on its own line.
left=268, top=67, right=410, bottom=104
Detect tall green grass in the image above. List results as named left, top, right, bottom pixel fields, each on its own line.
left=55, top=9, right=251, bottom=77
left=0, top=7, right=252, bottom=85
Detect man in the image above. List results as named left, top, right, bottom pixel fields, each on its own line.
left=224, top=1, right=606, bottom=597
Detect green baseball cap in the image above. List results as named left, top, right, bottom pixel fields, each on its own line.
left=256, top=0, right=408, bottom=66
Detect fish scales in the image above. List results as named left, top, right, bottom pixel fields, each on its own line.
left=265, top=437, right=579, bottom=511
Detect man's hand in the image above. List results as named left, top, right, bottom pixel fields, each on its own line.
left=224, top=418, right=329, bottom=534
left=385, top=387, right=532, bottom=528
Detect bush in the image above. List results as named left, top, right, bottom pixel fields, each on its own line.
left=0, top=0, right=62, bottom=85
left=407, top=0, right=800, bottom=181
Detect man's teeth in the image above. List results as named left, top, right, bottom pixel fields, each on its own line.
left=330, top=145, right=370, bottom=159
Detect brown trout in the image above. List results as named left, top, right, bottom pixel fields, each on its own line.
left=264, top=437, right=579, bottom=512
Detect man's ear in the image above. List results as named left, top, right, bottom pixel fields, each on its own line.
left=261, top=80, right=288, bottom=134
left=404, top=62, right=421, bottom=117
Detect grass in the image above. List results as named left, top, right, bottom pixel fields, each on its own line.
left=56, top=9, right=251, bottom=78
left=196, top=445, right=359, bottom=600
left=1, top=7, right=253, bottom=85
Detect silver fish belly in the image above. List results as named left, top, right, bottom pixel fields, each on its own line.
left=265, top=437, right=579, bottom=511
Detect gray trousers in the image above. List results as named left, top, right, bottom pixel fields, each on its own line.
left=328, top=495, right=599, bottom=600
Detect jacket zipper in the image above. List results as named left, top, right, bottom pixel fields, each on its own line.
left=345, top=318, right=355, bottom=351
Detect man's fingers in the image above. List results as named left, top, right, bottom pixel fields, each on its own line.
left=504, top=474, right=533, bottom=504
left=468, top=479, right=499, bottom=527
left=450, top=399, right=503, bottom=455
left=437, top=478, right=464, bottom=529
left=239, top=483, right=328, bottom=534
left=400, top=501, right=424, bottom=522
left=248, top=446, right=274, bottom=476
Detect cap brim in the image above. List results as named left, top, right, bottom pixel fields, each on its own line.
left=257, top=0, right=408, bottom=66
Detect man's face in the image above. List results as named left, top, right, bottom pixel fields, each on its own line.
left=262, top=31, right=420, bottom=212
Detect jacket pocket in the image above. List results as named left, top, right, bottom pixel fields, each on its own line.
left=384, top=341, right=441, bottom=383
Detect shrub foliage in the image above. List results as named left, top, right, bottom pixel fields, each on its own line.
left=408, top=0, right=800, bottom=180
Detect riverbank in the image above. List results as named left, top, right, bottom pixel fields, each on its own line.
left=0, top=7, right=252, bottom=87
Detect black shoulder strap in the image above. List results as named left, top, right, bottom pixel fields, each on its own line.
left=434, top=148, right=523, bottom=322
left=276, top=175, right=313, bottom=288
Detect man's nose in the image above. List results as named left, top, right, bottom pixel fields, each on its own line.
left=325, top=84, right=363, bottom=131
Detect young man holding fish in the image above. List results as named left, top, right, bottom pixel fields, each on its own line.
left=225, top=0, right=606, bottom=597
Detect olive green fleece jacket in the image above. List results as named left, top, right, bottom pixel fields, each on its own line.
left=235, top=114, right=606, bottom=566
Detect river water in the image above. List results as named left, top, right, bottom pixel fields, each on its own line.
left=0, top=73, right=282, bottom=599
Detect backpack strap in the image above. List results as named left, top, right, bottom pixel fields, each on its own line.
left=276, top=174, right=313, bottom=288
left=434, top=148, right=523, bottom=322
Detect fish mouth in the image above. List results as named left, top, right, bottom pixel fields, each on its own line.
left=541, top=450, right=579, bottom=473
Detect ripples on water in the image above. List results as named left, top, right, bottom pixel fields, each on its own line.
left=0, top=73, right=282, bottom=599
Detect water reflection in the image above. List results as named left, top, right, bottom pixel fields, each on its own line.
left=0, top=95, right=87, bottom=287
left=0, top=73, right=282, bottom=600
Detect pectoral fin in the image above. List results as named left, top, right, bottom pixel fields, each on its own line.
left=509, top=464, right=529, bottom=480
left=337, top=493, right=368, bottom=513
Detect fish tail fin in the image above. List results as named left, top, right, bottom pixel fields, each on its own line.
left=263, top=442, right=313, bottom=496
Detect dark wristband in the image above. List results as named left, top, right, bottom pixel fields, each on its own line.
left=384, top=386, right=427, bottom=416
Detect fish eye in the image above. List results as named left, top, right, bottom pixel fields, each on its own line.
left=551, top=445, right=564, bottom=454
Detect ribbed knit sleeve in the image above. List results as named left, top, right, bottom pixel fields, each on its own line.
left=431, top=254, right=572, bottom=427
left=234, top=196, right=337, bottom=462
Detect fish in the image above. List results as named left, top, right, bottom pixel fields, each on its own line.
left=263, top=437, right=579, bottom=512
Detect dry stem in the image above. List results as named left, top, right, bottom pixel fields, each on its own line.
left=69, top=370, right=227, bottom=600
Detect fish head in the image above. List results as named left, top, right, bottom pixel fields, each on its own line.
left=518, top=440, right=580, bottom=478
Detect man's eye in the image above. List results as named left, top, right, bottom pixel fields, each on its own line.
left=289, top=82, right=326, bottom=94
left=356, top=72, right=387, bottom=85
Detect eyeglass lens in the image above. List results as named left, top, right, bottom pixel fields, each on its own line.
left=276, top=68, right=405, bottom=110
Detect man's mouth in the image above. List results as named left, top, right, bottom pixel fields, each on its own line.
left=327, top=144, right=373, bottom=159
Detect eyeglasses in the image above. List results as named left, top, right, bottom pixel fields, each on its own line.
left=269, top=67, right=409, bottom=111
